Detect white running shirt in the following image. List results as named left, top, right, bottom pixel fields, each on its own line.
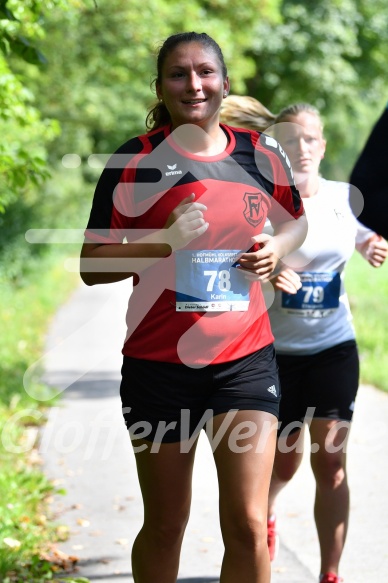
left=267, top=178, right=374, bottom=355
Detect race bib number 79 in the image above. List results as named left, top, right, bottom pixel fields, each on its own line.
left=281, top=271, right=341, bottom=318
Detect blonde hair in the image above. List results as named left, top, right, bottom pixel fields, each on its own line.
left=220, top=95, right=276, bottom=132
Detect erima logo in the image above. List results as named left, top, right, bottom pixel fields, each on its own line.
left=165, top=163, right=183, bottom=177
left=267, top=385, right=277, bottom=397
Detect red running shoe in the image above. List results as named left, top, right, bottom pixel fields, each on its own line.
left=320, top=573, right=343, bottom=583
left=267, top=515, right=279, bottom=561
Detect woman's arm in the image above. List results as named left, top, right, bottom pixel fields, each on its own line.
left=356, top=233, right=388, bottom=268
left=268, top=268, right=302, bottom=294
left=80, top=239, right=171, bottom=286
left=237, top=213, right=308, bottom=281
left=80, top=194, right=208, bottom=286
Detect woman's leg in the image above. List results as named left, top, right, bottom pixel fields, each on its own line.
left=209, top=410, right=278, bottom=583
left=131, top=437, right=199, bottom=583
left=309, top=418, right=351, bottom=576
left=268, top=426, right=305, bottom=515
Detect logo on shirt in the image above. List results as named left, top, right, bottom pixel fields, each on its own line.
left=243, top=191, right=267, bottom=227
left=267, top=385, right=277, bottom=397
left=165, top=163, right=183, bottom=177
left=264, top=135, right=294, bottom=182
left=334, top=209, right=345, bottom=220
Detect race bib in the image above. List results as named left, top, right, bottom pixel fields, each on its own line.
left=281, top=271, right=341, bottom=318
left=175, top=250, right=250, bottom=312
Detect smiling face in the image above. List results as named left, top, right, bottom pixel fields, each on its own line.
left=275, top=111, right=326, bottom=179
left=156, top=41, right=230, bottom=131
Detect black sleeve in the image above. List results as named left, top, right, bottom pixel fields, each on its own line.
left=349, top=105, right=388, bottom=238
left=85, top=137, right=144, bottom=242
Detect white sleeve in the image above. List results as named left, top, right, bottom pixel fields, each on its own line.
left=355, top=219, right=375, bottom=247
left=345, top=183, right=375, bottom=246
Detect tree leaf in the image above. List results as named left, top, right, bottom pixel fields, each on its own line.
left=8, top=34, right=48, bottom=65
left=0, top=0, right=19, bottom=22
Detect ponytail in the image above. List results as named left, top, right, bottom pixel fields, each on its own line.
left=146, top=100, right=171, bottom=131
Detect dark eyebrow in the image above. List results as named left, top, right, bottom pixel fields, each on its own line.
left=167, top=62, right=216, bottom=71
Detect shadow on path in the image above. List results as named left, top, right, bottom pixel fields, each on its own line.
left=43, top=372, right=121, bottom=399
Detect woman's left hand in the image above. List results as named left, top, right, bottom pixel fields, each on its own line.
left=270, top=268, right=302, bottom=294
left=362, top=234, right=388, bottom=267
left=237, top=233, right=280, bottom=281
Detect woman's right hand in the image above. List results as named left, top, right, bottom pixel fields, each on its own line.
left=164, top=193, right=209, bottom=251
left=270, top=268, right=302, bottom=294
left=80, top=195, right=208, bottom=286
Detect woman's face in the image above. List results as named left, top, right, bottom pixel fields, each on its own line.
left=156, top=41, right=229, bottom=130
left=275, top=112, right=326, bottom=178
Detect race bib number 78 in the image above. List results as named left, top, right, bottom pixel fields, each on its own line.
left=175, top=250, right=250, bottom=312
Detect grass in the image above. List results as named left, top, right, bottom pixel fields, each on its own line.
left=345, top=250, right=388, bottom=392
left=0, top=249, right=90, bottom=582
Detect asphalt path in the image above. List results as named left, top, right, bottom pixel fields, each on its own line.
left=38, top=278, right=388, bottom=582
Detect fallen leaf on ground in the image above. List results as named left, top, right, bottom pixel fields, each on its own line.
left=39, top=545, right=79, bottom=571
left=56, top=524, right=69, bottom=540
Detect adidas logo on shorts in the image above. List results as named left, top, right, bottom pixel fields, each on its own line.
left=267, top=385, right=277, bottom=397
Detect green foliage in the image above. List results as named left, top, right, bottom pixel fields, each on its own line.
left=0, top=0, right=64, bottom=212
left=0, top=463, right=55, bottom=574
left=17, top=0, right=387, bottom=187
left=30, top=0, right=282, bottom=158
left=0, top=250, right=82, bottom=581
left=246, top=0, right=388, bottom=179
left=0, top=250, right=79, bottom=406
left=0, top=267, right=84, bottom=582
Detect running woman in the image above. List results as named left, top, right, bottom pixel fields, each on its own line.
left=266, top=104, right=387, bottom=583
left=80, top=33, right=307, bottom=583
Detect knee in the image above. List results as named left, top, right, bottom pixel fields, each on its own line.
left=143, top=512, right=190, bottom=548
left=272, top=451, right=301, bottom=484
left=311, top=452, right=347, bottom=489
left=154, top=522, right=187, bottom=548
left=272, top=433, right=304, bottom=484
left=222, top=510, right=267, bottom=552
left=273, top=461, right=297, bottom=484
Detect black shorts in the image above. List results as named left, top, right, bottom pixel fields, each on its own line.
left=276, top=340, right=359, bottom=436
left=120, top=344, right=280, bottom=443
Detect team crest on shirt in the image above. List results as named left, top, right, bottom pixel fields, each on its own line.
left=243, top=191, right=266, bottom=227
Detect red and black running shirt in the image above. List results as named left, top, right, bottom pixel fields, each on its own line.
left=85, top=124, right=304, bottom=365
